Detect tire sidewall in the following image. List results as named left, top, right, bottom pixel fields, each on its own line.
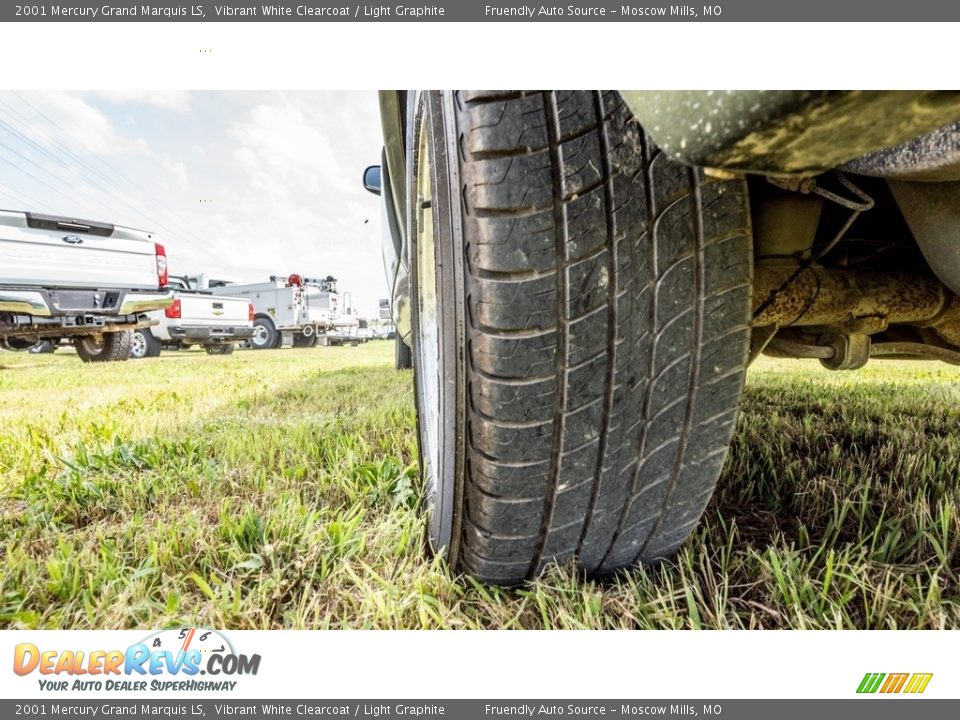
left=28, top=340, right=57, bottom=354
left=75, top=331, right=132, bottom=362
left=251, top=317, right=277, bottom=349
left=75, top=335, right=106, bottom=361
left=409, top=91, right=467, bottom=563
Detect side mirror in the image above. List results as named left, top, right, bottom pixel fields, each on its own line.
left=362, top=165, right=382, bottom=196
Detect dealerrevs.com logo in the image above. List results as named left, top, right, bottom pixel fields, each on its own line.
left=13, top=628, right=261, bottom=692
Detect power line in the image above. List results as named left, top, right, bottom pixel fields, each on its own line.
left=0, top=154, right=102, bottom=212
left=12, top=93, right=151, bottom=198
left=0, top=181, right=48, bottom=211
left=1, top=96, right=180, bottom=226
left=0, top=94, right=225, bottom=265
left=11, top=93, right=228, bottom=267
left=0, top=112, right=69, bottom=170
left=0, top=133, right=173, bottom=229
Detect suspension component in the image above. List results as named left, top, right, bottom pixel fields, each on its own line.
left=752, top=265, right=949, bottom=329
left=751, top=265, right=960, bottom=366
left=764, top=336, right=960, bottom=367
left=751, top=172, right=960, bottom=368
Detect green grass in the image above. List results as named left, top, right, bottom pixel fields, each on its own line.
left=1, top=342, right=958, bottom=629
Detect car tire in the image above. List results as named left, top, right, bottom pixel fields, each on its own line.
left=293, top=333, right=318, bottom=348
left=409, top=90, right=753, bottom=584
left=205, top=343, right=235, bottom=355
left=130, top=329, right=162, bottom=359
left=250, top=317, right=278, bottom=350
left=395, top=334, right=412, bottom=369
left=75, top=331, right=134, bottom=363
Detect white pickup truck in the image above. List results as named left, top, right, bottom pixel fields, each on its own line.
left=0, top=210, right=174, bottom=362
left=130, top=276, right=254, bottom=358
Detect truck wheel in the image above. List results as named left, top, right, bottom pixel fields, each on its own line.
left=205, top=343, right=235, bottom=355
left=28, top=339, right=58, bottom=354
left=75, top=331, right=134, bottom=363
left=293, top=333, right=318, bottom=348
left=250, top=317, right=278, bottom=350
left=395, top=334, right=412, bottom=370
left=409, top=91, right=753, bottom=583
left=130, top=329, right=162, bottom=359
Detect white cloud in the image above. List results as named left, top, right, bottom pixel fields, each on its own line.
left=228, top=100, right=343, bottom=197
left=17, top=92, right=149, bottom=157
left=161, top=154, right=189, bottom=189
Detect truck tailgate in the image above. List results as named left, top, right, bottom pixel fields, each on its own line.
left=178, top=292, right=251, bottom=325
left=0, top=210, right=158, bottom=290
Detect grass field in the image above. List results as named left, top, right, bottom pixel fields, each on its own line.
left=1, top=341, right=959, bottom=629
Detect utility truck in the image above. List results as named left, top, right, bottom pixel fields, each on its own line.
left=130, top=275, right=254, bottom=358
left=189, top=273, right=348, bottom=349
left=0, top=210, right=173, bottom=362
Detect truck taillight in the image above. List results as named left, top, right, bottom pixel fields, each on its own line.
left=248, top=302, right=255, bottom=321
left=165, top=298, right=181, bottom=319
left=155, top=243, right=168, bottom=287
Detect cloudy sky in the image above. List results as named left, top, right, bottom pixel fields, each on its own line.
left=0, top=91, right=389, bottom=317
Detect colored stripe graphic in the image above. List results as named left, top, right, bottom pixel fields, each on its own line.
left=857, top=673, right=885, bottom=693
left=904, top=674, right=934, bottom=694
left=882, top=673, right=909, bottom=693
left=857, top=672, right=932, bottom=694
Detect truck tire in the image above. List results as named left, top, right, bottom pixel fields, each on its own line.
left=130, top=329, right=162, bottom=359
left=395, top=334, right=412, bottom=369
left=75, top=331, right=134, bottom=363
left=250, top=317, right=278, bottom=350
left=28, top=339, right=58, bottom=354
left=409, top=91, right=753, bottom=584
left=293, top=333, right=318, bottom=348
left=205, top=343, right=235, bottom=355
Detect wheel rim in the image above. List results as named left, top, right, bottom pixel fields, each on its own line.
left=252, top=323, right=269, bottom=347
left=416, top=112, right=442, bottom=534
left=78, top=337, right=103, bottom=355
left=130, top=331, right=147, bottom=358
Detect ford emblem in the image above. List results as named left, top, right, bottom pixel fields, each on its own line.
left=62, top=235, right=84, bottom=245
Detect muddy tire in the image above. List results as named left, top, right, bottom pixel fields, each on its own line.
left=205, top=343, right=235, bottom=355
left=409, top=90, right=753, bottom=584
left=75, top=331, right=134, bottom=363
left=250, top=317, right=278, bottom=350
left=130, top=329, right=162, bottom=359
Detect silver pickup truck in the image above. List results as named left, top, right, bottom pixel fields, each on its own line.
left=0, top=210, right=174, bottom=362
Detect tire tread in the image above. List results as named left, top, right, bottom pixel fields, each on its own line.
left=453, top=90, right=751, bottom=583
